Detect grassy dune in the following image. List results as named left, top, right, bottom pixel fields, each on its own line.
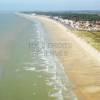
left=73, top=31, right=100, bottom=51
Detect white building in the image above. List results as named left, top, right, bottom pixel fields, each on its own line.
left=64, top=19, right=69, bottom=24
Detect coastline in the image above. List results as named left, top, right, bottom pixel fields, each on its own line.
left=17, top=13, right=100, bottom=100
left=37, top=15, right=100, bottom=63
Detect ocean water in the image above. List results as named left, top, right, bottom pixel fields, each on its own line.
left=0, top=13, right=77, bottom=100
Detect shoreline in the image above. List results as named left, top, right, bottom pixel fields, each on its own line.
left=41, top=15, right=100, bottom=63
left=17, top=13, right=100, bottom=100
left=17, top=13, right=100, bottom=62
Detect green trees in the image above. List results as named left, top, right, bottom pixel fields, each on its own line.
left=23, top=11, right=100, bottom=21
left=61, top=14, right=100, bottom=21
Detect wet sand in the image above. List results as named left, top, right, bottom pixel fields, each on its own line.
left=34, top=15, right=100, bottom=100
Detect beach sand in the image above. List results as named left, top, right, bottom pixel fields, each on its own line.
left=18, top=13, right=100, bottom=100
left=33, top=16, right=100, bottom=100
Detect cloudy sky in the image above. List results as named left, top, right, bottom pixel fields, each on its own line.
left=0, top=0, right=100, bottom=11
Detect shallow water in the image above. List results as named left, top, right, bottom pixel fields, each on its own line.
left=0, top=13, right=77, bottom=100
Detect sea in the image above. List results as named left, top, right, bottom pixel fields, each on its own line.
left=0, top=13, right=77, bottom=100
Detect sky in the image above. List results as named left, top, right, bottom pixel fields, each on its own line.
left=0, top=0, right=100, bottom=11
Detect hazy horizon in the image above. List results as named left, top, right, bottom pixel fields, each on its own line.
left=0, top=0, right=100, bottom=11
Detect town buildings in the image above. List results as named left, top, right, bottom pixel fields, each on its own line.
left=52, top=16, right=100, bottom=31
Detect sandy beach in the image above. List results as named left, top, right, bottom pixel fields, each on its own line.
left=18, top=13, right=100, bottom=100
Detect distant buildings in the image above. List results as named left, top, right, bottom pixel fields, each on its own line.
left=95, top=21, right=100, bottom=31
left=52, top=16, right=100, bottom=31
